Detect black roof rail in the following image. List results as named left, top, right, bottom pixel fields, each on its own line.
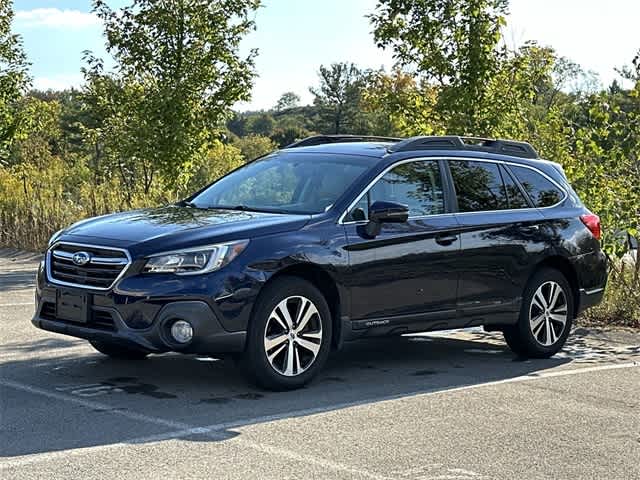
left=387, top=135, right=538, bottom=159
left=285, top=134, right=402, bottom=149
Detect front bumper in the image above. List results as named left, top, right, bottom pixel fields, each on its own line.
left=32, top=260, right=256, bottom=354
left=32, top=299, right=246, bottom=354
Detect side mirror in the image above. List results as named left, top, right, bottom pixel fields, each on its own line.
left=365, top=201, right=409, bottom=237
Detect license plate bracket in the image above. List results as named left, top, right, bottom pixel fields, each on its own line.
left=56, top=289, right=90, bottom=323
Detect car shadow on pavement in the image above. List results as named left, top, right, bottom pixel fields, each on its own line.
left=0, top=269, right=38, bottom=291
left=1, top=332, right=574, bottom=459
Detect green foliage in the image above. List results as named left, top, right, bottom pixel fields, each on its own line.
left=246, top=113, right=276, bottom=137
left=580, top=259, right=640, bottom=328
left=309, top=63, right=366, bottom=134
left=232, top=134, right=277, bottom=162
left=83, top=0, right=261, bottom=191
left=179, top=140, right=245, bottom=196
left=275, top=92, right=301, bottom=111
left=370, top=0, right=509, bottom=133
left=361, top=69, right=443, bottom=136
left=0, top=0, right=30, bottom=162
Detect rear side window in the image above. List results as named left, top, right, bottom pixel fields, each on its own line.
left=345, top=160, right=445, bottom=221
left=449, top=160, right=508, bottom=212
left=509, top=165, right=564, bottom=207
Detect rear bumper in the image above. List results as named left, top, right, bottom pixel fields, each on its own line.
left=577, top=286, right=606, bottom=316
left=569, top=249, right=608, bottom=316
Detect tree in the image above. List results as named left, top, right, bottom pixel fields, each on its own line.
left=246, top=113, right=275, bottom=136
left=232, top=134, right=277, bottom=161
left=84, top=0, right=261, bottom=191
left=362, top=69, right=443, bottom=136
left=310, top=63, right=364, bottom=134
left=370, top=0, right=508, bottom=134
left=0, top=0, right=30, bottom=162
left=275, top=92, right=300, bottom=111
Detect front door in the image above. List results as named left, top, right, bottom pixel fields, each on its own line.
left=343, top=159, right=460, bottom=325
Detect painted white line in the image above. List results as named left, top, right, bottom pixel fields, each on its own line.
left=0, top=427, right=219, bottom=469
left=1, top=361, right=637, bottom=470
left=0, top=379, right=190, bottom=431
left=0, top=302, right=33, bottom=307
left=197, top=361, right=640, bottom=434
left=235, top=438, right=394, bottom=480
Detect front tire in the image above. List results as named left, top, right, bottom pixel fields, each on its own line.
left=241, top=276, right=332, bottom=390
left=89, top=340, right=149, bottom=360
left=503, top=268, right=574, bottom=358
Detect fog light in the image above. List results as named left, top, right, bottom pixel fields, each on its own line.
left=170, top=320, right=193, bottom=344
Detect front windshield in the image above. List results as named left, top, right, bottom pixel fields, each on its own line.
left=190, top=152, right=371, bottom=214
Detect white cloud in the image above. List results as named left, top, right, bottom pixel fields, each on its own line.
left=33, top=74, right=84, bottom=92
left=15, top=8, right=100, bottom=29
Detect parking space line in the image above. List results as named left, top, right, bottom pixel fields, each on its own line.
left=0, top=302, right=33, bottom=307
left=1, top=362, right=637, bottom=471
left=0, top=426, right=222, bottom=469
left=195, top=361, right=640, bottom=434
left=0, top=379, right=190, bottom=431
left=234, top=438, right=393, bottom=480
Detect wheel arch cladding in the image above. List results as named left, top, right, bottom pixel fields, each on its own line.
left=532, top=256, right=580, bottom=317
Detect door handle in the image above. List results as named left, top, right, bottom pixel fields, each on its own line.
left=435, top=234, right=458, bottom=246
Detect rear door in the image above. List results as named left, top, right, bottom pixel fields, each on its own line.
left=343, top=159, right=461, bottom=325
left=448, top=159, right=545, bottom=319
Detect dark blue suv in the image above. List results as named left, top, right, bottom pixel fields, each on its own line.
left=34, top=135, right=608, bottom=390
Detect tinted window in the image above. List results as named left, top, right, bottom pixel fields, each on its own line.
left=509, top=165, right=564, bottom=207
left=449, top=160, right=508, bottom=212
left=346, top=160, right=445, bottom=220
left=500, top=164, right=530, bottom=209
left=192, top=153, right=368, bottom=214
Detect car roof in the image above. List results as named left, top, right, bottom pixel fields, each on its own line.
left=282, top=139, right=557, bottom=168
left=280, top=141, right=394, bottom=158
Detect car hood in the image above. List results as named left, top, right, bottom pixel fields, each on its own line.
left=60, top=205, right=311, bottom=254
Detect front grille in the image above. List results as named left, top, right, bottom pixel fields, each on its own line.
left=48, top=243, right=130, bottom=290
left=40, top=301, right=116, bottom=331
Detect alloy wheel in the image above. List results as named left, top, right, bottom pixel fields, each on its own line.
left=263, top=296, right=323, bottom=376
left=529, top=281, right=568, bottom=346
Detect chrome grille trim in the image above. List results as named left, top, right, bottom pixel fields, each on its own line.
left=46, top=241, right=132, bottom=291
left=52, top=249, right=128, bottom=265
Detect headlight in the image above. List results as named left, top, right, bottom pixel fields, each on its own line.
left=48, top=229, right=64, bottom=247
left=143, top=240, right=249, bottom=275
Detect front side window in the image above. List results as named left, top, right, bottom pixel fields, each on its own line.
left=346, top=160, right=445, bottom=221
left=449, top=160, right=509, bottom=212
left=509, top=165, right=564, bottom=207
left=191, top=152, right=369, bottom=214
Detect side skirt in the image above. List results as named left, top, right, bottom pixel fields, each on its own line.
left=340, top=298, right=521, bottom=343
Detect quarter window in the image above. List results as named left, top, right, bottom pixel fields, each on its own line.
left=345, top=160, right=445, bottom=221
left=449, top=160, right=509, bottom=212
left=509, top=165, right=564, bottom=207
left=500, top=164, right=530, bottom=209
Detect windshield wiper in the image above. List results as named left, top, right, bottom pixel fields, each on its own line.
left=210, top=204, right=292, bottom=214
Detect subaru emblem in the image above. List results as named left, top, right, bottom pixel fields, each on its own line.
left=72, top=251, right=91, bottom=266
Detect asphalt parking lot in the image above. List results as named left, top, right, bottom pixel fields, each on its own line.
left=1, top=249, right=639, bottom=480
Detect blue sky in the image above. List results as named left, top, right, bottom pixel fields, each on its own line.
left=12, top=0, right=640, bottom=111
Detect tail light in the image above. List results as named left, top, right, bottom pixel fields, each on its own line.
left=580, top=214, right=601, bottom=241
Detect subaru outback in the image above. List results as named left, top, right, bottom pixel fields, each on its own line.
left=33, top=135, right=608, bottom=390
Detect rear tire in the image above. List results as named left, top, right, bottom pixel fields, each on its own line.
left=503, top=268, right=574, bottom=358
left=240, top=276, right=332, bottom=391
left=89, top=340, right=149, bottom=360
